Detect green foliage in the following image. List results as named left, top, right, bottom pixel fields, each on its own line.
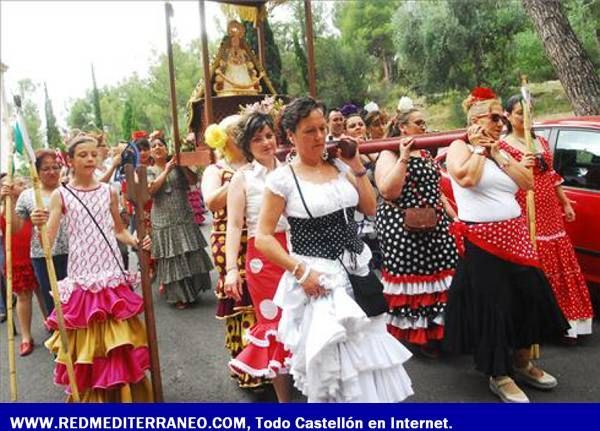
left=335, top=0, right=402, bottom=81
left=314, top=36, right=372, bottom=109
left=242, top=19, right=287, bottom=94
left=393, top=0, right=527, bottom=94
left=43, top=83, right=64, bottom=150
left=17, top=79, right=43, bottom=150
left=67, top=96, right=94, bottom=131
left=120, top=99, right=135, bottom=141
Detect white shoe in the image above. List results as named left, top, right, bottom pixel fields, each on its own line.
left=514, top=362, right=558, bottom=390
left=489, top=377, right=530, bottom=403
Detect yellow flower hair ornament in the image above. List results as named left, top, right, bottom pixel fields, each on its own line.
left=204, top=124, right=228, bottom=151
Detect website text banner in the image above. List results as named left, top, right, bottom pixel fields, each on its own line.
left=2, top=403, right=599, bottom=431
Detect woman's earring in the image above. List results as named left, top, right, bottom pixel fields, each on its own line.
left=322, top=147, right=329, bottom=160
left=286, top=147, right=297, bottom=163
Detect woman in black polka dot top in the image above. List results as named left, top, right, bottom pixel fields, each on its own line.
left=375, top=107, right=458, bottom=359
left=255, top=97, right=413, bottom=402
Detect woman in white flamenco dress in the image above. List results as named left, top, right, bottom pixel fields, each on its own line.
left=256, top=97, right=413, bottom=402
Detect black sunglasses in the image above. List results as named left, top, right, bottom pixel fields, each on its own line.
left=535, top=153, right=549, bottom=173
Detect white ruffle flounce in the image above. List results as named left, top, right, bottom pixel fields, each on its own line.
left=274, top=253, right=414, bottom=402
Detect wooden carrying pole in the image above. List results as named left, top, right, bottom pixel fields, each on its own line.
left=165, top=2, right=181, bottom=163
left=276, top=129, right=468, bottom=161
left=13, top=97, right=80, bottom=401
left=3, top=137, right=18, bottom=401
left=198, top=0, right=213, bottom=127
left=124, top=164, right=163, bottom=402
left=304, top=0, right=317, bottom=98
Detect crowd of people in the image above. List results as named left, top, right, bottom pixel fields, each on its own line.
left=0, top=88, right=594, bottom=403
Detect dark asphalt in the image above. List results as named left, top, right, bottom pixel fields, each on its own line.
left=1, top=223, right=599, bottom=402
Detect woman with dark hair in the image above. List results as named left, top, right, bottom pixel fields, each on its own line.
left=255, top=96, right=413, bottom=402
left=375, top=107, right=457, bottom=358
left=444, top=88, right=568, bottom=403
left=501, top=95, right=593, bottom=343
left=147, top=137, right=213, bottom=309
left=201, top=115, right=266, bottom=390
left=2, top=150, right=69, bottom=321
left=364, top=110, right=385, bottom=140
left=224, top=112, right=291, bottom=401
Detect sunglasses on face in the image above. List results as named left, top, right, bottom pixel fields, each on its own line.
left=488, top=113, right=505, bottom=124
left=411, top=119, right=427, bottom=127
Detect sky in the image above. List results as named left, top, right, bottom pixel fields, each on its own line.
left=0, top=0, right=236, bottom=129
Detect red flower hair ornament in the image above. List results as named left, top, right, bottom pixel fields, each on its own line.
left=470, top=87, right=497, bottom=102
left=131, top=130, right=148, bottom=140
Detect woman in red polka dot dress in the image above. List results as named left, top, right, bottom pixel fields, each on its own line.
left=501, top=95, right=593, bottom=343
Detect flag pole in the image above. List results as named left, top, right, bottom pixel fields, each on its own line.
left=13, top=96, right=80, bottom=401
left=1, top=63, right=18, bottom=401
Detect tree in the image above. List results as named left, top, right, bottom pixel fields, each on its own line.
left=392, top=0, right=526, bottom=94
left=522, top=0, right=600, bottom=115
left=44, top=83, right=63, bottom=150
left=335, top=0, right=402, bottom=82
left=91, top=64, right=104, bottom=130
left=17, top=79, right=43, bottom=150
left=242, top=19, right=287, bottom=94
left=121, top=99, right=135, bottom=140
left=67, top=96, right=94, bottom=131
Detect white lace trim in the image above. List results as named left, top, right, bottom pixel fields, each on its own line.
left=387, top=314, right=445, bottom=330
left=244, top=329, right=281, bottom=348
left=383, top=276, right=452, bottom=296
left=57, top=271, right=140, bottom=304
left=228, top=358, right=288, bottom=379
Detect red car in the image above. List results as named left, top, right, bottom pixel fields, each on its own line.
left=438, top=116, right=600, bottom=310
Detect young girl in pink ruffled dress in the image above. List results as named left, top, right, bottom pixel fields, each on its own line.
left=32, top=133, right=152, bottom=402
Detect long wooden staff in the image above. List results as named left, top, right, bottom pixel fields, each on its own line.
left=124, top=164, right=163, bottom=402
left=2, top=133, right=18, bottom=401
left=520, top=75, right=537, bottom=249
left=13, top=97, right=80, bottom=401
left=520, top=76, right=540, bottom=359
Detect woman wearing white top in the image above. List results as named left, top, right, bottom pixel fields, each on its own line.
left=255, top=97, right=413, bottom=402
left=224, top=112, right=291, bottom=402
left=443, top=87, right=568, bottom=403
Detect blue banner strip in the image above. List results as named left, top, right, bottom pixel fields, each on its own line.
left=2, top=403, right=600, bottom=431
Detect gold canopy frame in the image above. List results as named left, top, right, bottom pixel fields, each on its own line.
left=179, top=0, right=317, bottom=167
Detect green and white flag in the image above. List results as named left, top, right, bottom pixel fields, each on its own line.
left=14, top=111, right=36, bottom=163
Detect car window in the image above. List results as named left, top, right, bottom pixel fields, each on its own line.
left=534, top=128, right=550, bottom=140
left=554, top=129, right=600, bottom=191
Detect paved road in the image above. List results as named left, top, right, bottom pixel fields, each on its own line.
left=1, top=223, right=599, bottom=402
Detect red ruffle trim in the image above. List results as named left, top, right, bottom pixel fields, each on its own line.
left=387, top=324, right=444, bottom=345
left=229, top=323, right=290, bottom=378
left=385, top=291, right=448, bottom=309
left=46, top=284, right=144, bottom=330
left=381, top=269, right=454, bottom=284
left=54, top=345, right=150, bottom=394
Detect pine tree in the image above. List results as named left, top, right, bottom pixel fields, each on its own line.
left=91, top=64, right=104, bottom=129
left=44, top=82, right=63, bottom=150
left=121, top=99, right=135, bottom=140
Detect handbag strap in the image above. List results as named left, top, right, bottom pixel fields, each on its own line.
left=289, top=165, right=314, bottom=219
left=62, top=184, right=127, bottom=277
left=289, top=165, right=356, bottom=273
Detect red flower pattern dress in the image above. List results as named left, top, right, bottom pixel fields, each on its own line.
left=500, top=137, right=593, bottom=337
